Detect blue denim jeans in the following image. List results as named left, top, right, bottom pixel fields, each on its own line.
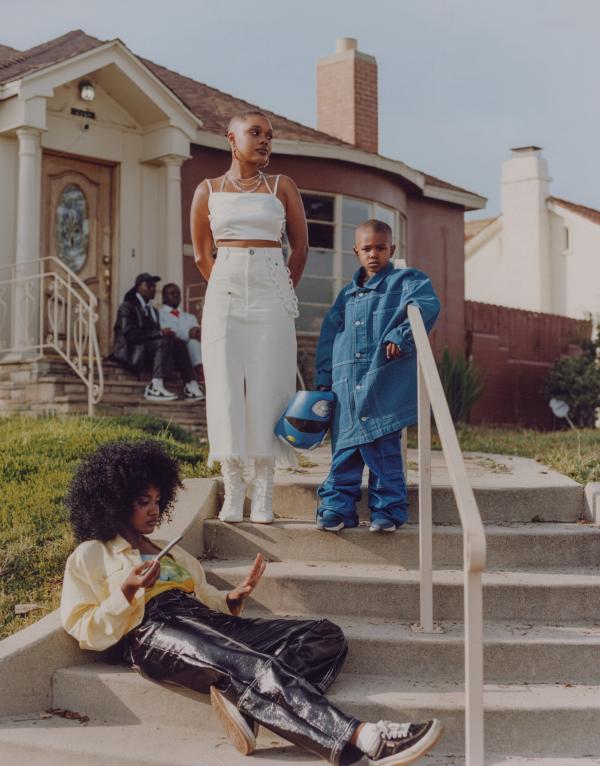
left=317, top=432, right=409, bottom=525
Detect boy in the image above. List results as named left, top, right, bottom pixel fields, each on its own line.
left=315, top=219, right=440, bottom=532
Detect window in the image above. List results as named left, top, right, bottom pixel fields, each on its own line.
left=563, top=226, right=571, bottom=253
left=292, top=192, right=406, bottom=333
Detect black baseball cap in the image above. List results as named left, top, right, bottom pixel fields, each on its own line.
left=134, top=272, right=161, bottom=287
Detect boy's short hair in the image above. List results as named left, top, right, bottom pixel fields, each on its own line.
left=356, top=219, right=394, bottom=242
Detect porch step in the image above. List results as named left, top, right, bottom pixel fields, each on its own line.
left=203, top=560, right=600, bottom=623
left=270, top=480, right=584, bottom=524
left=203, top=519, right=600, bottom=570
left=50, top=664, right=600, bottom=757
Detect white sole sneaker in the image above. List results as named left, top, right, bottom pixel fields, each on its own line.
left=210, top=686, right=256, bottom=755
left=368, top=719, right=444, bottom=766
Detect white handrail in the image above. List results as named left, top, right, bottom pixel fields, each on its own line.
left=407, top=303, right=486, bottom=765
left=0, top=257, right=104, bottom=416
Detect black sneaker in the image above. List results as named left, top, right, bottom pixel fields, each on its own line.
left=368, top=719, right=444, bottom=765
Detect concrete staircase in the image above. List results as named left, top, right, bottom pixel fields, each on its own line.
left=0, top=357, right=206, bottom=435
left=2, top=460, right=600, bottom=764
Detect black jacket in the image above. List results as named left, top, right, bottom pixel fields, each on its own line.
left=111, top=289, right=162, bottom=371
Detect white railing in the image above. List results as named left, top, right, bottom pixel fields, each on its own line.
left=408, top=304, right=487, bottom=765
left=0, top=257, right=104, bottom=416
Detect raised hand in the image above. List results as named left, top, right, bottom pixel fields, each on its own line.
left=226, top=553, right=266, bottom=616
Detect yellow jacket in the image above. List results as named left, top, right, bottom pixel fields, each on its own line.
left=60, top=535, right=231, bottom=651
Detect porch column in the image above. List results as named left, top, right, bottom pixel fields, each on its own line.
left=162, top=155, right=184, bottom=288
left=13, top=127, right=42, bottom=350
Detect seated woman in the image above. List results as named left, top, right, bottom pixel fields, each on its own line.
left=60, top=440, right=443, bottom=766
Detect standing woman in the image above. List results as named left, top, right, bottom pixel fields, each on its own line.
left=190, top=110, right=308, bottom=524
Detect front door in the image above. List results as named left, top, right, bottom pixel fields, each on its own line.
left=41, top=153, right=115, bottom=356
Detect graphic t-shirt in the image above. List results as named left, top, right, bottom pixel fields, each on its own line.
left=141, top=554, right=195, bottom=603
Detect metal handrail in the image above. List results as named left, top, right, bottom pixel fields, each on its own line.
left=0, top=257, right=104, bottom=416
left=408, top=304, right=486, bottom=765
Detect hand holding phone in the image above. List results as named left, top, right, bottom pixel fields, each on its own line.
left=154, top=534, right=183, bottom=561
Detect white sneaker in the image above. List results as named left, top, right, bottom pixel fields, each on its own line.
left=219, top=459, right=246, bottom=523
left=184, top=381, right=205, bottom=400
left=250, top=459, right=275, bottom=523
left=144, top=382, right=177, bottom=401
left=210, top=687, right=256, bottom=755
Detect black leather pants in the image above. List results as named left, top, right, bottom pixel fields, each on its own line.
left=123, top=591, right=362, bottom=765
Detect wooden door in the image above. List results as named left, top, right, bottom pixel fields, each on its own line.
left=41, top=153, right=115, bottom=356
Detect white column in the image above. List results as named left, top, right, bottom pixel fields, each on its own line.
left=162, top=155, right=184, bottom=288
left=13, top=127, right=42, bottom=350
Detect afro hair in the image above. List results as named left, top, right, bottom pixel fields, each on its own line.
left=67, top=440, right=183, bottom=543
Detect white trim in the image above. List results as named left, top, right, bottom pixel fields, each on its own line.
left=0, top=40, right=201, bottom=140
left=192, top=131, right=486, bottom=211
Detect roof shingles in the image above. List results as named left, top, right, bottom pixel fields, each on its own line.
left=0, top=29, right=480, bottom=201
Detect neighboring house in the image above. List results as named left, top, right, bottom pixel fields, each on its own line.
left=465, top=146, right=600, bottom=321
left=0, top=30, right=485, bottom=366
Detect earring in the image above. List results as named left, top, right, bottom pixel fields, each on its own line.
left=233, top=146, right=242, bottom=162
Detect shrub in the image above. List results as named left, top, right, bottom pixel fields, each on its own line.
left=543, top=339, right=600, bottom=428
left=437, top=347, right=485, bottom=424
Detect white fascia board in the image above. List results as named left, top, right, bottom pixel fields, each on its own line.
left=465, top=216, right=503, bottom=260
left=547, top=200, right=600, bottom=227
left=193, top=130, right=485, bottom=209
left=423, top=181, right=487, bottom=211
left=1, top=40, right=201, bottom=139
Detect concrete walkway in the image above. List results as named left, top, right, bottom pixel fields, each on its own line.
left=274, top=444, right=579, bottom=490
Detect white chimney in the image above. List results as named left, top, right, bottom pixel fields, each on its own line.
left=501, top=146, right=551, bottom=312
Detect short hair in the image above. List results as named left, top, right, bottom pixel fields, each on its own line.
left=227, top=110, right=271, bottom=134
left=162, top=282, right=179, bottom=298
left=356, top=219, right=394, bottom=241
left=66, top=440, right=182, bottom=543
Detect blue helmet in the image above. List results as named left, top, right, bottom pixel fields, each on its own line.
left=275, top=390, right=335, bottom=450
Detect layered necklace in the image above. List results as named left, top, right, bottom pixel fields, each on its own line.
left=225, top=170, right=265, bottom=194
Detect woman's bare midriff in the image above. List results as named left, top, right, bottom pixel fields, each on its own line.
left=216, top=240, right=281, bottom=249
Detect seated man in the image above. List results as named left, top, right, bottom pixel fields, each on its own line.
left=111, top=273, right=202, bottom=401
left=159, top=283, right=204, bottom=400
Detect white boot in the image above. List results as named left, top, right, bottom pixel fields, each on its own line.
left=219, top=459, right=246, bottom=523
left=250, top=459, right=275, bottom=524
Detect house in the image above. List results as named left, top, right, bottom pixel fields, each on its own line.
left=0, top=31, right=484, bottom=366
left=465, top=146, right=600, bottom=321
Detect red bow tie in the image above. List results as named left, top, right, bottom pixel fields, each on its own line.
left=170, top=309, right=180, bottom=318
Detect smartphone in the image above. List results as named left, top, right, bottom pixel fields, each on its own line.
left=154, top=534, right=183, bottom=562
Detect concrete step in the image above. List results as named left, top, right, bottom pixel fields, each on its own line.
left=203, top=561, right=600, bottom=623
left=270, top=480, right=584, bottom=524
left=203, top=519, right=600, bottom=570
left=50, top=664, right=600, bottom=757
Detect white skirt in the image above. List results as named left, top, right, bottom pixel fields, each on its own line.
left=201, top=247, right=299, bottom=467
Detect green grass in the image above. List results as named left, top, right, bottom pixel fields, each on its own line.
left=407, top=424, right=600, bottom=485
left=0, top=415, right=215, bottom=640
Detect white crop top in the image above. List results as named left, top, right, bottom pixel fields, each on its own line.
left=207, top=175, right=285, bottom=243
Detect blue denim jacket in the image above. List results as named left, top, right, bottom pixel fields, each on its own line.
left=315, top=262, right=440, bottom=449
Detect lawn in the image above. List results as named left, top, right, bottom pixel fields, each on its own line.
left=2, top=416, right=599, bottom=641
left=0, top=415, right=214, bottom=640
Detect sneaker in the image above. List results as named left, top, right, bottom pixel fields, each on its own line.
left=368, top=719, right=444, bottom=765
left=369, top=511, right=408, bottom=533
left=184, top=381, right=205, bottom=400
left=210, top=686, right=257, bottom=755
left=144, top=382, right=177, bottom=401
left=316, top=510, right=359, bottom=532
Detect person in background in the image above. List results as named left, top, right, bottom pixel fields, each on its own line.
left=111, top=273, right=202, bottom=401
left=315, top=220, right=440, bottom=533
left=159, top=283, right=205, bottom=400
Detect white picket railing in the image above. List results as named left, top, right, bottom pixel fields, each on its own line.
left=0, top=257, right=104, bottom=416
left=408, top=304, right=487, bottom=765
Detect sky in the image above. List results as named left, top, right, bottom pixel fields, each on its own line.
left=3, top=0, right=600, bottom=218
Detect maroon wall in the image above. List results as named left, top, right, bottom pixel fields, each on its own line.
left=180, top=144, right=466, bottom=357
left=407, top=197, right=466, bottom=356
left=466, top=301, right=591, bottom=428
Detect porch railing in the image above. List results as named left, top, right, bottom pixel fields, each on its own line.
left=408, top=303, right=486, bottom=764
left=0, top=257, right=104, bottom=416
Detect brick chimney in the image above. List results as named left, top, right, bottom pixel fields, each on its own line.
left=317, top=38, right=378, bottom=154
